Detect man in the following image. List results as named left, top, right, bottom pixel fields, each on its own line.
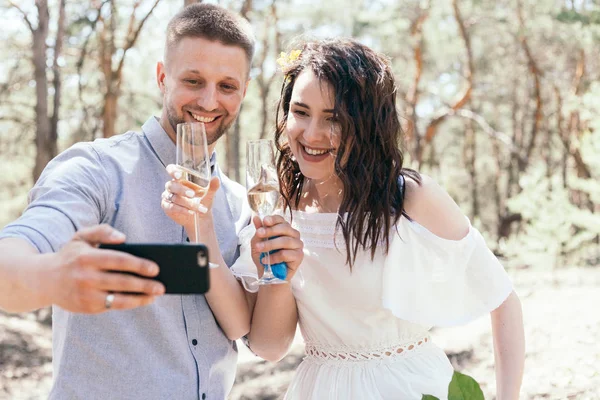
left=0, top=4, right=254, bottom=399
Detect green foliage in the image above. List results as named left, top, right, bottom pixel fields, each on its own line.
left=422, top=371, right=485, bottom=400
left=1, top=0, right=600, bottom=271
left=500, top=80, right=600, bottom=269
left=556, top=10, right=600, bottom=25
left=501, top=167, right=600, bottom=268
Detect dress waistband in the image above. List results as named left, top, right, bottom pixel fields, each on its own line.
left=304, top=335, right=431, bottom=364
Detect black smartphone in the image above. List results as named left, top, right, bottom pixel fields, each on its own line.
left=99, top=243, right=210, bottom=294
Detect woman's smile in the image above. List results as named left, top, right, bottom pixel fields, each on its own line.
left=299, top=143, right=334, bottom=162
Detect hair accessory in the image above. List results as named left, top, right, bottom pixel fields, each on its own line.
left=276, top=49, right=302, bottom=72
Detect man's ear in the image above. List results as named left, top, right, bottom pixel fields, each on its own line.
left=242, top=78, right=251, bottom=98
left=157, top=61, right=166, bottom=93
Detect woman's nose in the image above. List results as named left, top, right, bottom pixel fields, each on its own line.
left=303, top=120, right=329, bottom=143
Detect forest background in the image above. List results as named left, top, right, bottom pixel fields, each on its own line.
left=0, top=0, right=599, bottom=399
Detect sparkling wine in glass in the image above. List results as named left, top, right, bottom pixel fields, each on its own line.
left=246, top=139, right=286, bottom=286
left=176, top=122, right=211, bottom=242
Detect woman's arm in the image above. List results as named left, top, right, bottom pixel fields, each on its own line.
left=162, top=172, right=250, bottom=341
left=491, top=291, right=525, bottom=400
left=192, top=210, right=252, bottom=341
left=245, top=283, right=299, bottom=362
left=244, top=215, right=303, bottom=362
left=404, top=174, right=524, bottom=398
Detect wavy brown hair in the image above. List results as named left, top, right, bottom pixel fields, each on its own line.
left=274, top=38, right=420, bottom=268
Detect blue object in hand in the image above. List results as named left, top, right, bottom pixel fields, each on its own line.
left=270, top=262, right=288, bottom=280
left=259, top=249, right=288, bottom=280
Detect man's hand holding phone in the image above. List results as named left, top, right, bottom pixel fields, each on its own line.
left=99, top=243, right=210, bottom=295
left=45, top=224, right=164, bottom=314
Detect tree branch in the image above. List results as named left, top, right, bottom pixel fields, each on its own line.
left=240, top=0, right=253, bottom=20
left=421, top=0, right=474, bottom=154
left=516, top=0, right=543, bottom=170
left=400, top=1, right=431, bottom=165
left=8, top=1, right=34, bottom=32
left=406, top=3, right=430, bottom=105
left=445, top=108, right=525, bottom=162
left=0, top=60, right=25, bottom=101
left=115, top=0, right=162, bottom=82
left=50, top=0, right=67, bottom=153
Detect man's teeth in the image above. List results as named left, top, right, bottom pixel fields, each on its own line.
left=191, top=114, right=216, bottom=123
left=304, top=146, right=329, bottom=156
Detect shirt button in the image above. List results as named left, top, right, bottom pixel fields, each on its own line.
left=201, top=394, right=206, bottom=400
left=192, top=339, right=198, bottom=346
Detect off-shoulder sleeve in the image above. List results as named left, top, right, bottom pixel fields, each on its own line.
left=230, top=224, right=260, bottom=293
left=381, top=216, right=513, bottom=327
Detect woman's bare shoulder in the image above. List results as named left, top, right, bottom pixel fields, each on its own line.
left=402, top=174, right=469, bottom=240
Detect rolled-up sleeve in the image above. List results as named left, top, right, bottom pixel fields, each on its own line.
left=0, top=143, right=110, bottom=253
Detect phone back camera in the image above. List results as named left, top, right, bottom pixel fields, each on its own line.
left=197, top=252, right=208, bottom=268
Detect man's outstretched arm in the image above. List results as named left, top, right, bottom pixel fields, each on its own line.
left=0, top=225, right=165, bottom=314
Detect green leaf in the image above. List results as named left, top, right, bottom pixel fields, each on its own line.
left=448, top=371, right=485, bottom=400
left=422, top=371, right=484, bottom=400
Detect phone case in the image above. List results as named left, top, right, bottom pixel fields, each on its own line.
left=99, top=243, right=210, bottom=294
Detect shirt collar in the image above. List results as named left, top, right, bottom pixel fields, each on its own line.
left=142, top=116, right=217, bottom=172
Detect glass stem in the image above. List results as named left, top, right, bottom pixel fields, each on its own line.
left=263, top=247, right=274, bottom=278
left=193, top=211, right=199, bottom=243
left=261, top=215, right=275, bottom=279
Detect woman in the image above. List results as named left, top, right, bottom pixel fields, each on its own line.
left=167, top=38, right=525, bottom=399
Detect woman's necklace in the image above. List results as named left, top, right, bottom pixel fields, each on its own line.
left=299, top=176, right=343, bottom=214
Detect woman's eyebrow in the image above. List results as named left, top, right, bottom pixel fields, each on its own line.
left=292, top=101, right=310, bottom=109
left=292, top=101, right=334, bottom=113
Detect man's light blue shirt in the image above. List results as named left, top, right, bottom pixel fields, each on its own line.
left=0, top=117, right=251, bottom=399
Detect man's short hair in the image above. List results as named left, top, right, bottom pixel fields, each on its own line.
left=165, top=3, right=255, bottom=70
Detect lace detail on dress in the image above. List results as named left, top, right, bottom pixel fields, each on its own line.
left=291, top=221, right=338, bottom=235
left=303, top=336, right=431, bottom=365
left=290, top=210, right=388, bottom=249
left=289, top=211, right=345, bottom=249
left=298, top=234, right=348, bottom=249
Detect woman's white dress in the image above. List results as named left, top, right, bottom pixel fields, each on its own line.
left=231, top=210, right=513, bottom=400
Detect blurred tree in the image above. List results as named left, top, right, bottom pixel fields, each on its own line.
left=71, top=0, right=161, bottom=139
left=98, top=0, right=162, bottom=138
left=224, top=0, right=253, bottom=182
left=1, top=0, right=600, bottom=270
left=8, top=0, right=67, bottom=182
left=255, top=0, right=281, bottom=141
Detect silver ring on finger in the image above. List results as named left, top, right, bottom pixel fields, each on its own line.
left=105, top=293, right=115, bottom=310
left=166, top=192, right=175, bottom=202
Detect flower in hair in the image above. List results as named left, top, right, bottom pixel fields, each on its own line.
left=276, top=49, right=302, bottom=72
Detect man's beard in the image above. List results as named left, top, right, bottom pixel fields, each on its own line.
left=167, top=105, right=233, bottom=146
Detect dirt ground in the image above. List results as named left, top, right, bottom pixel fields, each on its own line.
left=1, top=266, right=599, bottom=400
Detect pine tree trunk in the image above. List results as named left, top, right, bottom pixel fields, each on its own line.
left=32, top=0, right=50, bottom=183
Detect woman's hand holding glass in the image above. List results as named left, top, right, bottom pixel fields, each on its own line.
left=246, top=139, right=289, bottom=285
left=250, top=215, right=304, bottom=283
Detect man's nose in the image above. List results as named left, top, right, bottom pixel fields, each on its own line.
left=197, top=85, right=218, bottom=111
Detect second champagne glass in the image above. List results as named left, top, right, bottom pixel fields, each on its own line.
left=246, top=139, right=287, bottom=286
left=176, top=122, right=212, bottom=242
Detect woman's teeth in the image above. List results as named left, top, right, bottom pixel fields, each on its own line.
left=304, top=146, right=329, bottom=156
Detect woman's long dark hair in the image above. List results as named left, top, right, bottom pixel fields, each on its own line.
left=274, top=38, right=420, bottom=268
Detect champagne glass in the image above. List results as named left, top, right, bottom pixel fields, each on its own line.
left=176, top=122, right=212, bottom=242
left=246, top=139, right=287, bottom=285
